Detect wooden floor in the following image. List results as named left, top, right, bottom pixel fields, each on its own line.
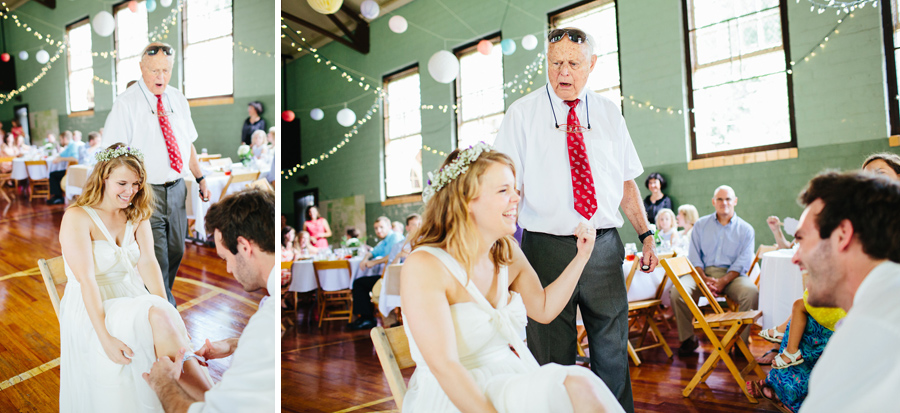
left=0, top=194, right=265, bottom=412
left=282, top=300, right=785, bottom=413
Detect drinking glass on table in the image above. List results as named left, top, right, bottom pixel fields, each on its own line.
left=625, top=243, right=637, bottom=261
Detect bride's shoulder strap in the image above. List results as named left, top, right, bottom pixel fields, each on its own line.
left=79, top=205, right=113, bottom=243
left=411, top=246, right=468, bottom=287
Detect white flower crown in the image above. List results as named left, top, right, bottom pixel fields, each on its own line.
left=95, top=146, right=144, bottom=163
left=422, top=142, right=493, bottom=203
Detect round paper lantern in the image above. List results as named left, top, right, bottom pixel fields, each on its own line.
left=128, top=0, right=138, bottom=12
left=18, top=51, right=28, bottom=61
left=477, top=40, right=493, bottom=55
left=501, top=39, right=517, bottom=55
left=521, top=34, right=538, bottom=51
left=310, top=108, right=324, bottom=121
left=427, top=50, right=459, bottom=84
left=282, top=110, right=296, bottom=122
left=0, top=53, right=9, bottom=63
left=146, top=0, right=157, bottom=12
left=35, top=49, right=50, bottom=64
left=93, top=12, right=115, bottom=37
left=308, top=0, right=342, bottom=14
left=388, top=15, right=408, bottom=33
left=336, top=108, right=356, bottom=127
left=360, top=0, right=379, bottom=20
left=160, top=0, right=172, bottom=7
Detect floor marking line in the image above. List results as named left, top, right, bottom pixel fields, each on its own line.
left=176, top=278, right=259, bottom=309
left=331, top=396, right=394, bottom=413
left=176, top=290, right=220, bottom=312
left=0, top=267, right=41, bottom=281
left=282, top=336, right=369, bottom=354
left=0, top=358, right=60, bottom=391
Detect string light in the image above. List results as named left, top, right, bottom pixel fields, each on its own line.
left=792, top=11, right=852, bottom=67
left=0, top=44, right=66, bottom=104
left=624, top=95, right=683, bottom=116
left=801, top=0, right=877, bottom=14
left=148, top=1, right=184, bottom=42
left=235, top=41, right=274, bottom=58
left=503, top=53, right=545, bottom=97
left=422, top=144, right=449, bottom=157
left=91, top=50, right=118, bottom=59
left=0, top=6, right=65, bottom=48
left=92, top=75, right=111, bottom=85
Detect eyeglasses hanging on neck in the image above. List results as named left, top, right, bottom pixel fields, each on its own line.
left=546, top=85, right=591, bottom=133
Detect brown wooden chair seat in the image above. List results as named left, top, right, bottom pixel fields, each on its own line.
left=371, top=325, right=415, bottom=410
left=24, top=160, right=51, bottom=201
left=312, top=260, right=353, bottom=328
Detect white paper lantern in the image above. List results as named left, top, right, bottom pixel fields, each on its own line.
left=35, top=49, right=50, bottom=64
left=337, top=108, right=356, bottom=127
left=360, top=0, right=380, bottom=20
left=521, top=34, right=538, bottom=51
left=308, top=0, right=342, bottom=14
left=428, top=50, right=459, bottom=84
left=18, top=51, right=28, bottom=61
left=93, top=11, right=115, bottom=37
left=160, top=0, right=172, bottom=7
left=389, top=16, right=408, bottom=33
left=310, top=108, right=324, bottom=121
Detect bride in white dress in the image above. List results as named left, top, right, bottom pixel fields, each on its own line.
left=401, top=143, right=623, bottom=413
left=58, top=144, right=212, bottom=412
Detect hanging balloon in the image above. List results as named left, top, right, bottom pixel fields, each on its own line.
left=477, top=40, right=493, bottom=56
left=0, top=54, right=9, bottom=63
left=336, top=108, right=356, bottom=127
left=93, top=11, right=116, bottom=37
left=160, top=0, right=172, bottom=7
left=501, top=39, right=517, bottom=55
left=521, top=34, right=538, bottom=51
left=310, top=108, right=324, bottom=121
left=146, top=0, right=157, bottom=12
left=307, top=0, right=342, bottom=14
left=388, top=16, right=408, bottom=33
left=18, top=51, right=28, bottom=61
left=427, top=50, right=459, bottom=84
left=35, top=49, right=50, bottom=64
left=282, top=110, right=296, bottom=122
left=360, top=0, right=379, bottom=20
left=128, top=0, right=138, bottom=12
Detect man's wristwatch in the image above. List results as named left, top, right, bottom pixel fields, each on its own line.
left=638, top=230, right=653, bottom=244
left=196, top=175, right=205, bottom=184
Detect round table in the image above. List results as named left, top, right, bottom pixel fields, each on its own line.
left=288, top=256, right=365, bottom=293
left=187, top=165, right=261, bottom=240
left=758, top=248, right=805, bottom=329
left=10, top=157, right=68, bottom=180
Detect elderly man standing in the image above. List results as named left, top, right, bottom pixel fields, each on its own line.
left=493, top=27, right=656, bottom=412
left=103, top=42, right=211, bottom=306
left=672, top=185, right=756, bottom=355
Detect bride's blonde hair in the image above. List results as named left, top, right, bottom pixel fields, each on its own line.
left=70, top=143, right=154, bottom=222
left=413, top=148, right=516, bottom=275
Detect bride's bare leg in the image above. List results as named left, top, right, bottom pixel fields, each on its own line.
left=148, top=306, right=213, bottom=400
left=565, top=375, right=607, bottom=413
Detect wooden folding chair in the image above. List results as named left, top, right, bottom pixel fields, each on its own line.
left=374, top=264, right=403, bottom=327
left=281, top=260, right=295, bottom=331
left=371, top=326, right=415, bottom=410
left=198, top=153, right=222, bottom=162
left=24, top=160, right=50, bottom=201
left=623, top=252, right=675, bottom=366
left=221, top=170, right=260, bottom=200
left=751, top=244, right=778, bottom=286
left=661, top=256, right=765, bottom=403
left=38, top=256, right=67, bottom=322
left=312, top=260, right=353, bottom=328
left=209, top=158, right=233, bottom=168
left=0, top=156, right=13, bottom=203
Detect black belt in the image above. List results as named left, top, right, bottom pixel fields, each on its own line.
left=152, top=178, right=183, bottom=188
left=524, top=228, right=614, bottom=239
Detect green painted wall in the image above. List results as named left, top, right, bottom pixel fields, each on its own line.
left=2, top=0, right=276, bottom=158
left=285, top=0, right=899, bottom=247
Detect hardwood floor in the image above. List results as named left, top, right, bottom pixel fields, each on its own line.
left=282, top=300, right=785, bottom=413
left=0, top=196, right=264, bottom=411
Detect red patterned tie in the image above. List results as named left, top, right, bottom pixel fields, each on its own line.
left=157, top=95, right=183, bottom=173
left=565, top=99, right=597, bottom=220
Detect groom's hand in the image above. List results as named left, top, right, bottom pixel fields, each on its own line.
left=196, top=338, right=237, bottom=365
left=143, top=348, right=186, bottom=389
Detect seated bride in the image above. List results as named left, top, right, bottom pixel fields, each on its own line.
left=400, top=143, right=622, bottom=413
left=58, top=144, right=212, bottom=412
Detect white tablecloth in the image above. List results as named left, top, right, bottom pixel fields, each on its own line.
left=289, top=257, right=365, bottom=293
left=623, top=260, right=670, bottom=303
left=65, top=165, right=92, bottom=200
left=187, top=168, right=259, bottom=239
left=10, top=157, right=68, bottom=180
left=758, top=248, right=805, bottom=329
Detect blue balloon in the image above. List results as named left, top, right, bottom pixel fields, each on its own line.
left=147, top=0, right=157, bottom=12
left=501, top=39, right=517, bottom=55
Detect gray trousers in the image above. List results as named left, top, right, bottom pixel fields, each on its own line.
left=670, top=266, right=759, bottom=343
left=522, top=229, right=634, bottom=413
left=150, top=179, right=187, bottom=307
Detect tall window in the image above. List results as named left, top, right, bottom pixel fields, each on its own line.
left=884, top=0, right=900, bottom=135
left=66, top=18, right=94, bottom=113
left=455, top=37, right=505, bottom=148
left=550, top=0, right=622, bottom=107
left=183, top=0, right=233, bottom=99
left=684, top=0, right=795, bottom=158
left=383, top=66, right=423, bottom=198
left=114, top=0, right=149, bottom=95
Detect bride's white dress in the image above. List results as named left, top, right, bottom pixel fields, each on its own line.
left=402, top=247, right=624, bottom=413
left=59, top=206, right=192, bottom=413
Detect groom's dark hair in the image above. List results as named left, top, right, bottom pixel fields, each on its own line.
left=205, top=188, right=275, bottom=254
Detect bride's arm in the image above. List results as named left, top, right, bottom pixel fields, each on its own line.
left=134, top=220, right=166, bottom=299
left=400, top=252, right=499, bottom=413
left=509, top=224, right=595, bottom=324
left=59, top=208, right=134, bottom=364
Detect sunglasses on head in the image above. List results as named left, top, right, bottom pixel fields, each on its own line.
left=548, top=29, right=588, bottom=45
left=144, top=45, right=174, bottom=56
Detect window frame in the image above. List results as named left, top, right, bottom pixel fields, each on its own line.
left=382, top=64, right=423, bottom=200
left=682, top=0, right=798, bottom=160
left=882, top=0, right=900, bottom=137
left=181, top=0, right=235, bottom=102
left=66, top=17, right=95, bottom=115
left=453, top=33, right=505, bottom=149
left=113, top=0, right=149, bottom=96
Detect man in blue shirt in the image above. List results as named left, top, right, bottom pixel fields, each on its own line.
left=47, top=131, right=81, bottom=205
left=348, top=216, right=404, bottom=330
left=672, top=185, right=757, bottom=356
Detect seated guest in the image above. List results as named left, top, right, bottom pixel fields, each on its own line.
left=387, top=214, right=422, bottom=266
left=267, top=126, right=276, bottom=146
left=861, top=152, right=900, bottom=181
left=47, top=132, right=81, bottom=205
left=295, top=230, right=318, bottom=257
left=282, top=226, right=299, bottom=262
left=80, top=132, right=104, bottom=166
left=643, top=172, right=672, bottom=224
left=675, top=204, right=699, bottom=255
left=392, top=220, right=404, bottom=235
left=654, top=208, right=679, bottom=245
left=250, top=129, right=268, bottom=160
left=672, top=185, right=756, bottom=356
left=766, top=216, right=795, bottom=249
left=15, top=134, right=29, bottom=153
left=348, top=216, right=403, bottom=330
left=1, top=133, right=18, bottom=174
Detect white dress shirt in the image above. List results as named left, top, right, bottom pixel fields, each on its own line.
left=800, top=261, right=900, bottom=412
left=102, top=80, right=198, bottom=185
left=494, top=85, right=643, bottom=236
left=188, top=265, right=279, bottom=413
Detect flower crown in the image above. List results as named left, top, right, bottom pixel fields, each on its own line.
left=422, top=142, right=493, bottom=203
left=95, top=146, right=144, bottom=163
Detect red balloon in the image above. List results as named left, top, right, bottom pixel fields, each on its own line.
left=128, top=0, right=138, bottom=12
left=0, top=53, right=9, bottom=62
left=282, top=110, right=296, bottom=122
